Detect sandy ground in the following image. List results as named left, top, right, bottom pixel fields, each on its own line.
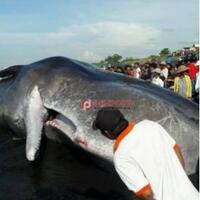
left=0, top=131, right=198, bottom=200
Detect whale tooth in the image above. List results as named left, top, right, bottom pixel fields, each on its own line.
left=52, top=122, right=57, bottom=127
left=46, top=120, right=58, bottom=128
left=46, top=121, right=49, bottom=125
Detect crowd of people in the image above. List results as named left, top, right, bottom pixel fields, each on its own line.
left=106, top=55, right=199, bottom=103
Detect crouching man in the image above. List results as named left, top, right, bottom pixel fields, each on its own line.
left=93, top=108, right=198, bottom=200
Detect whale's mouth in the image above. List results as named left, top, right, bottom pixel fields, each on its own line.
left=45, top=109, right=59, bottom=123
left=43, top=107, right=77, bottom=141
left=43, top=108, right=89, bottom=149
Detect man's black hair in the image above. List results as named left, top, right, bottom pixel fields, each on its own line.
left=124, top=65, right=131, bottom=70
left=93, top=107, right=129, bottom=139
left=134, top=62, right=140, bottom=66
left=108, top=118, right=129, bottom=138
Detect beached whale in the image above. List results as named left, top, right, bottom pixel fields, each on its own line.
left=0, top=56, right=198, bottom=175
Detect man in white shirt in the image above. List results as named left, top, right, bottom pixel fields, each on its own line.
left=133, top=62, right=141, bottom=79
left=93, top=108, right=199, bottom=200
left=194, top=61, right=199, bottom=103
left=151, top=68, right=164, bottom=87
left=160, top=61, right=168, bottom=80
left=195, top=72, right=199, bottom=93
left=160, top=61, right=169, bottom=88
left=195, top=61, right=199, bottom=93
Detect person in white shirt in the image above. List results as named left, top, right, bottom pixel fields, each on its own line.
left=160, top=61, right=168, bottom=80
left=195, top=61, right=199, bottom=93
left=93, top=108, right=199, bottom=200
left=151, top=68, right=164, bottom=87
left=194, top=61, right=199, bottom=103
left=160, top=61, right=169, bottom=88
left=133, top=62, right=141, bottom=79
left=195, top=72, right=199, bottom=93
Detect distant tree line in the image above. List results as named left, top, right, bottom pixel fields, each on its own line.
left=94, top=48, right=171, bottom=68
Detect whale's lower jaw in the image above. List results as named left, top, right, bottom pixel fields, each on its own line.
left=43, top=108, right=113, bottom=162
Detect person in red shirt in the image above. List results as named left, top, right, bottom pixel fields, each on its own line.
left=124, top=65, right=134, bottom=77
left=188, top=61, right=198, bottom=80
left=187, top=58, right=199, bottom=98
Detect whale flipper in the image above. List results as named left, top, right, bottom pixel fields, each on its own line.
left=25, top=86, right=46, bottom=161
left=0, top=65, right=22, bottom=79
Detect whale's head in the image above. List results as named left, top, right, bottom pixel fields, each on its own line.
left=24, top=57, right=114, bottom=162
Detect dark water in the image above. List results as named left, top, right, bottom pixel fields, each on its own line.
left=0, top=131, right=198, bottom=200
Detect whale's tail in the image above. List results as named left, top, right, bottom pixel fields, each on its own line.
left=0, top=65, right=23, bottom=80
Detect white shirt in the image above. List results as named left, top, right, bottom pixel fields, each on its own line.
left=152, top=77, right=164, bottom=87
left=114, top=120, right=199, bottom=200
left=134, top=67, right=141, bottom=79
left=195, top=72, right=199, bottom=92
left=160, top=67, right=168, bottom=79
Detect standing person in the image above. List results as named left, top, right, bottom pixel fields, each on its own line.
left=165, top=64, right=173, bottom=89
left=194, top=61, right=200, bottom=103
left=151, top=68, right=164, bottom=87
left=160, top=61, right=168, bottom=80
left=195, top=71, right=199, bottom=103
left=173, top=65, right=192, bottom=98
left=116, top=66, right=124, bottom=74
left=148, top=63, right=157, bottom=81
left=166, top=55, right=173, bottom=66
left=144, top=63, right=152, bottom=81
left=133, top=62, right=141, bottom=79
left=124, top=65, right=134, bottom=77
left=93, top=108, right=199, bottom=200
left=160, top=61, right=168, bottom=88
left=187, top=58, right=199, bottom=97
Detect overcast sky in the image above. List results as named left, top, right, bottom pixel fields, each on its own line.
left=0, top=0, right=199, bottom=67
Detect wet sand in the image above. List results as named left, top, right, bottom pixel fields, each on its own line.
left=0, top=131, right=139, bottom=200
left=0, top=131, right=198, bottom=200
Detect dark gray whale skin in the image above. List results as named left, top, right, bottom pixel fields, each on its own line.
left=0, top=56, right=198, bottom=176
